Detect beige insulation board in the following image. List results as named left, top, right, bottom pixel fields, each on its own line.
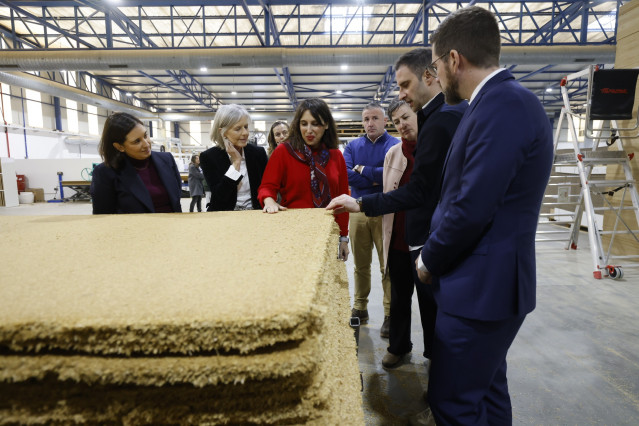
left=0, top=338, right=319, bottom=387
left=0, top=209, right=364, bottom=424
left=0, top=210, right=336, bottom=355
left=0, top=250, right=363, bottom=424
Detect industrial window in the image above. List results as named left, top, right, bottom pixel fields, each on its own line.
left=190, top=120, right=202, bottom=145
left=87, top=105, right=99, bottom=135
left=84, top=74, right=97, bottom=93
left=0, top=83, right=12, bottom=124
left=327, top=7, right=369, bottom=35
left=66, top=100, right=79, bottom=133
left=67, top=71, right=78, bottom=88
left=25, top=89, right=43, bottom=129
left=165, top=120, right=172, bottom=140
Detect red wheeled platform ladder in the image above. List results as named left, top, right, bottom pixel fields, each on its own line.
left=536, top=65, right=639, bottom=280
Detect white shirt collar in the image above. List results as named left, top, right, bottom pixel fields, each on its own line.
left=469, top=68, right=507, bottom=105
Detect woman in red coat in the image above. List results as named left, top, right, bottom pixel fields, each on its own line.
left=258, top=98, right=350, bottom=261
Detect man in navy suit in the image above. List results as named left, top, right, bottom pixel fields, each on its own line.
left=416, top=6, right=554, bottom=425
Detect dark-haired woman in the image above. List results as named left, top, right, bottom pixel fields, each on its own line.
left=267, top=121, right=289, bottom=157
left=91, top=112, right=182, bottom=214
left=258, top=98, right=350, bottom=261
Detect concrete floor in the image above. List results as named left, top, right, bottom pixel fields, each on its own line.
left=2, top=202, right=639, bottom=425
left=347, top=223, right=639, bottom=425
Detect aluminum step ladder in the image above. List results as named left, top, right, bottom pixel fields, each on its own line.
left=537, top=65, right=639, bottom=279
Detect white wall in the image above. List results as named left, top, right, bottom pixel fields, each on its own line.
left=0, top=157, right=19, bottom=207
left=11, top=158, right=98, bottom=201
left=0, top=126, right=101, bottom=159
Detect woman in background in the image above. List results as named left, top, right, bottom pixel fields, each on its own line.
left=91, top=112, right=182, bottom=214
left=199, top=104, right=268, bottom=211
left=188, top=154, right=204, bottom=212
left=267, top=121, right=289, bottom=157
left=258, top=98, right=350, bottom=261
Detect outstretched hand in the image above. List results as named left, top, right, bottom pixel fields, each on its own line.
left=325, top=194, right=360, bottom=215
left=262, top=197, right=287, bottom=214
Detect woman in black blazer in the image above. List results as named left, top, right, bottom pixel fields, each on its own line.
left=91, top=113, right=183, bottom=214
left=199, top=104, right=268, bottom=211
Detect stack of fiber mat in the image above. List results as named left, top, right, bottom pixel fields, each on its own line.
left=0, top=210, right=363, bottom=425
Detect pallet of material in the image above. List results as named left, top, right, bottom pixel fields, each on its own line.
left=0, top=210, right=363, bottom=425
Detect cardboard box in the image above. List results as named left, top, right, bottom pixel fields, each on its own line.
left=25, top=188, right=45, bottom=202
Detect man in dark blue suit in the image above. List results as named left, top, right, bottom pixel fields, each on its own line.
left=415, top=6, right=554, bottom=425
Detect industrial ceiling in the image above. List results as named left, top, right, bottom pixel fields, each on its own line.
left=0, top=0, right=627, bottom=121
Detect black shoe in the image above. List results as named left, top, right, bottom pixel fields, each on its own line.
left=351, top=308, right=369, bottom=324
left=380, top=315, right=390, bottom=338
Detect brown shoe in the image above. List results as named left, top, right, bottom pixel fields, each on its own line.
left=351, top=308, right=369, bottom=323
left=382, top=351, right=405, bottom=368
left=380, top=315, right=390, bottom=338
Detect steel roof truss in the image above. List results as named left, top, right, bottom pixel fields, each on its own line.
left=240, top=0, right=266, bottom=46
left=274, top=66, right=297, bottom=108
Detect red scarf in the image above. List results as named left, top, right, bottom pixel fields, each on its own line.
left=401, top=138, right=417, bottom=180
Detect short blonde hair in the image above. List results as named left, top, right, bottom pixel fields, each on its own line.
left=209, top=104, right=251, bottom=150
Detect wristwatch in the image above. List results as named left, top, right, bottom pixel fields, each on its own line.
left=356, top=197, right=363, bottom=211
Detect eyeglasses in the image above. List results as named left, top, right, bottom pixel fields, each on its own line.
left=427, top=51, right=450, bottom=78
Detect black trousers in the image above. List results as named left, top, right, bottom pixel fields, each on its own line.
left=190, top=195, right=202, bottom=212
left=386, top=248, right=437, bottom=358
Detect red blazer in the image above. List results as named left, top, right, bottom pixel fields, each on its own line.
left=258, top=143, right=349, bottom=236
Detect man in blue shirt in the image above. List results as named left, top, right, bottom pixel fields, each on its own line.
left=343, top=102, right=399, bottom=337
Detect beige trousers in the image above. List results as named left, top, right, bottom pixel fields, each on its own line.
left=350, top=212, right=391, bottom=315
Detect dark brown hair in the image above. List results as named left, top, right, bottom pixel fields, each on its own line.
left=98, top=112, right=143, bottom=169
left=288, top=98, right=339, bottom=151
left=430, top=6, right=500, bottom=68
left=394, top=47, right=432, bottom=80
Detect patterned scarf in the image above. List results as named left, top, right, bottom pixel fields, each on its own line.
left=283, top=142, right=331, bottom=207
